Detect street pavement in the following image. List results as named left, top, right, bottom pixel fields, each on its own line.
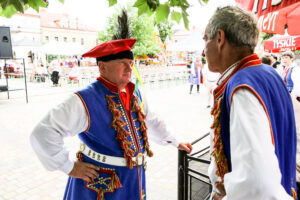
left=0, top=79, right=212, bottom=200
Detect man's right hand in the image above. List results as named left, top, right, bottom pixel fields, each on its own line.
left=68, top=161, right=100, bottom=183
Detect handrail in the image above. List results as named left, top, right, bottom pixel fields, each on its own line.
left=178, top=132, right=212, bottom=200
left=190, top=146, right=210, bottom=157
left=191, top=132, right=210, bottom=145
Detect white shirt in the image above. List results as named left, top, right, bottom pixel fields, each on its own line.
left=291, top=65, right=300, bottom=98
left=209, top=63, right=293, bottom=200
left=30, top=92, right=179, bottom=175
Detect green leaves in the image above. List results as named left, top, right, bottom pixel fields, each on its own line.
left=108, top=0, right=117, bottom=6
left=105, top=0, right=210, bottom=30
left=155, top=3, right=169, bottom=23
left=27, top=0, right=47, bottom=12
left=133, top=0, right=151, bottom=16
left=0, top=5, right=17, bottom=17
left=157, top=20, right=173, bottom=43
left=171, top=11, right=181, bottom=24
left=98, top=6, right=161, bottom=57
left=0, top=0, right=49, bottom=17
left=1, top=0, right=24, bottom=12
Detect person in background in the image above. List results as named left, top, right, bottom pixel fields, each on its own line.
left=281, top=54, right=300, bottom=197
left=30, top=10, right=192, bottom=200
left=282, top=51, right=296, bottom=86
left=68, top=65, right=80, bottom=84
left=35, top=63, right=48, bottom=82
left=189, top=56, right=202, bottom=94
left=203, top=6, right=297, bottom=200
left=261, top=54, right=272, bottom=65
left=50, top=60, right=61, bottom=86
left=271, top=54, right=280, bottom=69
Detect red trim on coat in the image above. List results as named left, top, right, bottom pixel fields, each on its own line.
left=75, top=92, right=91, bottom=132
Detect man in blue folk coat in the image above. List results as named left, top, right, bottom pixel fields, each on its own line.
left=31, top=35, right=192, bottom=200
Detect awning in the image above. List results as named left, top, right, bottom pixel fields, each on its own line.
left=264, top=35, right=300, bottom=53
left=236, top=0, right=300, bottom=35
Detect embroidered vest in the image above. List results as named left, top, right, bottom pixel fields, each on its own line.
left=283, top=66, right=295, bottom=92
left=63, top=81, right=152, bottom=200
left=211, top=54, right=297, bottom=198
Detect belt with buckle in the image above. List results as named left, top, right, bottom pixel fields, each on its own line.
left=80, top=143, right=147, bottom=167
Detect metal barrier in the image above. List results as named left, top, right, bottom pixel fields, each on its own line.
left=178, top=132, right=212, bottom=200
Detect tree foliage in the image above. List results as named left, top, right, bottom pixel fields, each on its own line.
left=0, top=0, right=64, bottom=18
left=156, top=20, right=173, bottom=43
left=98, top=6, right=161, bottom=57
left=261, top=32, right=274, bottom=43
left=0, top=0, right=209, bottom=29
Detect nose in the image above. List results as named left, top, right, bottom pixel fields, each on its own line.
left=124, top=61, right=133, bottom=70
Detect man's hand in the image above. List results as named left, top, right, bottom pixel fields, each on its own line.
left=212, top=192, right=224, bottom=200
left=68, top=161, right=100, bottom=183
left=178, top=142, right=193, bottom=154
left=296, top=96, right=300, bottom=102
left=212, top=182, right=226, bottom=200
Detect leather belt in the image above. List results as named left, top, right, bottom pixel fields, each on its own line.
left=80, top=143, right=147, bottom=167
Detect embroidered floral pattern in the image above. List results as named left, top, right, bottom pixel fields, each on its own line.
left=76, top=152, right=122, bottom=200
left=131, top=95, right=153, bottom=157
left=106, top=95, right=136, bottom=169
left=292, top=187, right=297, bottom=200
left=210, top=97, right=229, bottom=184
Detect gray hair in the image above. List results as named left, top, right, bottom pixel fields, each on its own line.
left=207, top=6, right=259, bottom=52
left=282, top=51, right=295, bottom=59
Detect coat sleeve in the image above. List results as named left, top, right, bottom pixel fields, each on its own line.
left=221, top=88, right=293, bottom=200
left=30, top=94, right=88, bottom=174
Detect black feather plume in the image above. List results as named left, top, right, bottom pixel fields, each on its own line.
left=112, top=9, right=131, bottom=40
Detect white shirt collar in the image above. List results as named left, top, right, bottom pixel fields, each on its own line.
left=217, top=61, right=239, bottom=85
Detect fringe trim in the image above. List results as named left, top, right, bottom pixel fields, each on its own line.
left=292, top=187, right=297, bottom=200
left=97, top=188, right=104, bottom=200
left=210, top=97, right=229, bottom=184
left=131, top=95, right=153, bottom=157
left=106, top=95, right=136, bottom=169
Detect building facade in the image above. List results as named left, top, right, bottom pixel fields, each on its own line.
left=39, top=9, right=98, bottom=50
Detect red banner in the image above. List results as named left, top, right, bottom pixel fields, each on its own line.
left=236, top=0, right=300, bottom=35
left=264, top=35, right=300, bottom=53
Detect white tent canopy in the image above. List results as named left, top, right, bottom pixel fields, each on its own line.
left=167, top=31, right=205, bottom=52
left=36, top=41, right=88, bottom=55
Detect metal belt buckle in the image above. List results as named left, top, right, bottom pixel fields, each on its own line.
left=136, top=153, right=144, bottom=167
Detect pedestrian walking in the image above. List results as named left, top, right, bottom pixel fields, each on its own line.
left=189, top=56, right=202, bottom=94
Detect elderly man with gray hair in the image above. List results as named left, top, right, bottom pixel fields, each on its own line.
left=203, top=6, right=297, bottom=200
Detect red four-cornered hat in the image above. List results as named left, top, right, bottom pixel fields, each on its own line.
left=82, top=39, right=137, bottom=58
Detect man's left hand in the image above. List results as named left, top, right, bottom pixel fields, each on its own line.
left=212, top=182, right=226, bottom=200
left=178, top=142, right=193, bottom=154
left=212, top=192, right=224, bottom=200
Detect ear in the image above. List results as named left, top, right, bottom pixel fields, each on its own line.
left=216, top=29, right=226, bottom=52
left=98, top=61, right=105, bottom=74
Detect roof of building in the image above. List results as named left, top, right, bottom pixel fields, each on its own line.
left=39, top=9, right=97, bottom=32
